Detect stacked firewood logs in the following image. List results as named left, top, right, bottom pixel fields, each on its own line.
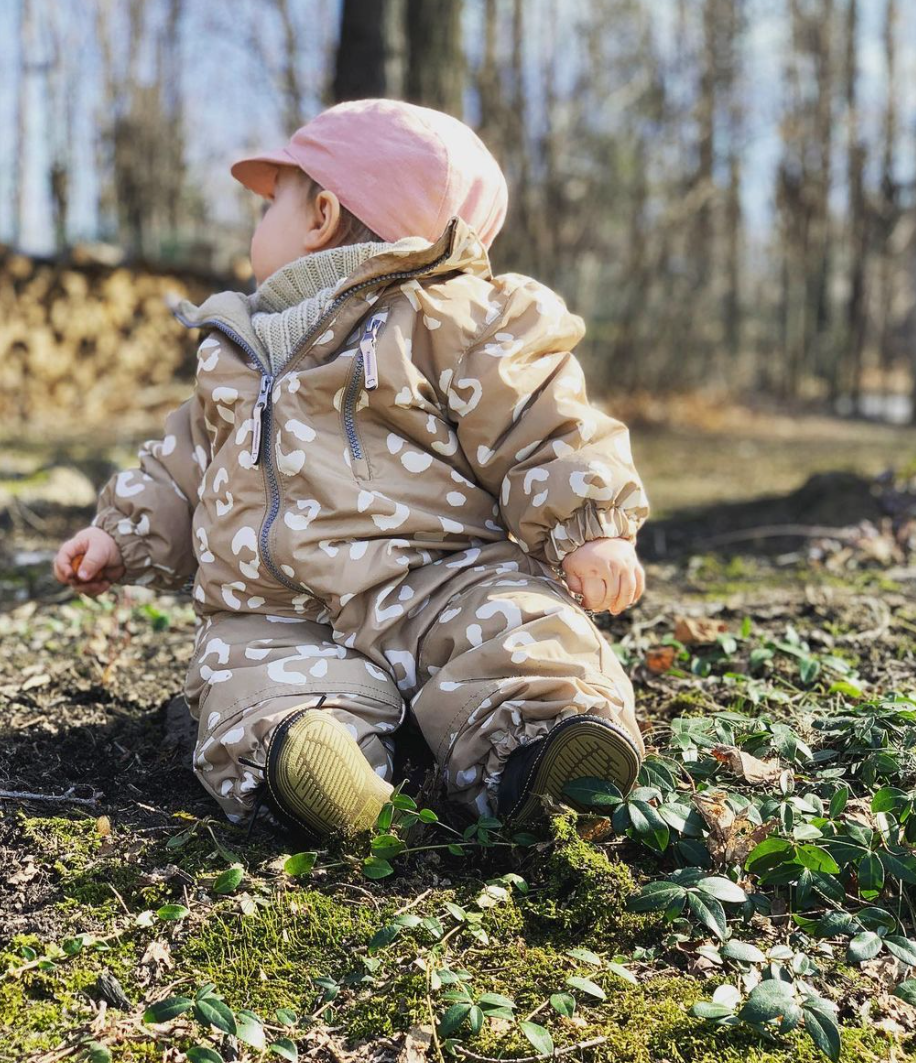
left=0, top=244, right=240, bottom=437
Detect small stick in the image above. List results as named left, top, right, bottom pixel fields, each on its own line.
left=393, top=888, right=432, bottom=915
left=107, top=883, right=132, bottom=917
left=0, top=788, right=100, bottom=808
left=693, top=524, right=861, bottom=547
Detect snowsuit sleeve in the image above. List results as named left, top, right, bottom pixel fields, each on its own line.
left=91, top=394, right=210, bottom=590
left=440, top=274, right=650, bottom=567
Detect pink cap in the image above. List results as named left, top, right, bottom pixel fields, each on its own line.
left=230, top=98, right=508, bottom=249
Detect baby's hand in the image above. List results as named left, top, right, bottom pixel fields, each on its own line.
left=54, top=527, right=125, bottom=597
left=561, top=537, right=645, bottom=614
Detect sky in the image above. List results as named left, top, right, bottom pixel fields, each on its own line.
left=0, top=0, right=914, bottom=257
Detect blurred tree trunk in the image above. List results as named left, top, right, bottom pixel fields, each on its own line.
left=809, top=0, right=835, bottom=395
left=404, top=0, right=464, bottom=116
left=14, top=0, right=31, bottom=249
left=275, top=0, right=306, bottom=128
left=876, top=0, right=899, bottom=387
left=843, top=0, right=868, bottom=410
left=475, top=0, right=501, bottom=149
left=96, top=0, right=189, bottom=260
left=722, top=0, right=744, bottom=367
left=333, top=0, right=389, bottom=101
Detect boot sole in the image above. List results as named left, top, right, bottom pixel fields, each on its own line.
left=506, top=715, right=642, bottom=824
left=266, top=708, right=393, bottom=836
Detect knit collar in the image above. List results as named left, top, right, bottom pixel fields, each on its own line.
left=169, top=216, right=495, bottom=371
left=251, top=241, right=397, bottom=315
left=249, top=239, right=431, bottom=374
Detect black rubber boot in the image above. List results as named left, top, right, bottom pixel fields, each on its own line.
left=496, top=713, right=642, bottom=824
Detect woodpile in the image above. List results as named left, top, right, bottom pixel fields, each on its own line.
left=0, top=245, right=238, bottom=438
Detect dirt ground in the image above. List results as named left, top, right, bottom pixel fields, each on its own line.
left=1, top=412, right=915, bottom=1063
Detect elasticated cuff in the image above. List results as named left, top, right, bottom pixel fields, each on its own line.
left=543, top=501, right=640, bottom=568
left=91, top=506, right=185, bottom=590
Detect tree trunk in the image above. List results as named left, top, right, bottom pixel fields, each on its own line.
left=333, top=0, right=389, bottom=102
left=843, top=0, right=868, bottom=410
left=404, top=0, right=464, bottom=116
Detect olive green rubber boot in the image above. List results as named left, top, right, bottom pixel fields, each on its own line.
left=497, top=714, right=642, bottom=824
left=265, top=708, right=393, bottom=836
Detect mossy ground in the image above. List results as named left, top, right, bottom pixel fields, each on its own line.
left=2, top=463, right=915, bottom=1060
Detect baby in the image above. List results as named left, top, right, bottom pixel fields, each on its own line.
left=53, top=99, right=650, bottom=837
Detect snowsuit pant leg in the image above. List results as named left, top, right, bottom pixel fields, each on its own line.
left=335, top=541, right=644, bottom=818
left=184, top=611, right=405, bottom=822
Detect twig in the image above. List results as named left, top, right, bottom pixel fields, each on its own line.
left=107, top=883, right=132, bottom=917
left=692, top=524, right=860, bottom=548
left=523, top=998, right=549, bottom=1023
left=453, top=1036, right=607, bottom=1062
left=425, top=961, right=445, bottom=1063
left=0, top=787, right=100, bottom=808
left=335, top=882, right=381, bottom=911
left=394, top=888, right=432, bottom=916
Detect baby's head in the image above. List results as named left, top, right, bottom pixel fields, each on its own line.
left=231, top=99, right=509, bottom=286
left=248, top=167, right=384, bottom=284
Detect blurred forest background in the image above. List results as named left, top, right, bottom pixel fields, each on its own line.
left=1, top=0, right=916, bottom=444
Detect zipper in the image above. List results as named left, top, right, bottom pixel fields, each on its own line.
left=172, top=229, right=456, bottom=597
left=343, top=353, right=366, bottom=462
left=250, top=373, right=273, bottom=464
left=359, top=311, right=388, bottom=390
left=343, top=311, right=389, bottom=473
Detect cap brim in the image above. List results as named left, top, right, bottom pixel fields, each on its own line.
left=230, top=147, right=299, bottom=197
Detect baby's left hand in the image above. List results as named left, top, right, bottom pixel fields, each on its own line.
left=561, top=537, right=646, bottom=614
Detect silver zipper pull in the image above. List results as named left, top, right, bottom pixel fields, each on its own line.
left=359, top=312, right=387, bottom=390
left=250, top=374, right=273, bottom=465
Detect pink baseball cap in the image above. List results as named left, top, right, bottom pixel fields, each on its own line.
left=230, top=98, right=508, bottom=249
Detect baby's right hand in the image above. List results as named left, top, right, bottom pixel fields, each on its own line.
left=54, top=527, right=125, bottom=597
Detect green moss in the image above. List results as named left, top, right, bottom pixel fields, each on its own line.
left=20, top=813, right=102, bottom=872
left=59, top=858, right=173, bottom=912
left=0, top=933, right=144, bottom=1060
left=182, top=886, right=383, bottom=1016
left=466, top=975, right=910, bottom=1062
left=522, top=812, right=653, bottom=945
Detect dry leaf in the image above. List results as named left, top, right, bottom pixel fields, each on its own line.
left=9, top=858, right=39, bottom=886
left=692, top=788, right=774, bottom=866
left=711, top=744, right=782, bottom=785
left=674, top=617, right=729, bottom=645
left=96, top=816, right=111, bottom=836
left=576, top=817, right=614, bottom=842
left=400, top=1025, right=433, bottom=1063
left=646, top=646, right=677, bottom=673
left=21, top=673, right=51, bottom=691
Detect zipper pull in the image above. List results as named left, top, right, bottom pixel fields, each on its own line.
left=250, top=374, right=273, bottom=465
left=359, top=312, right=388, bottom=390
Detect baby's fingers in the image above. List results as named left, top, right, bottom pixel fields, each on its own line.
left=611, top=568, right=637, bottom=614
left=633, top=564, right=646, bottom=602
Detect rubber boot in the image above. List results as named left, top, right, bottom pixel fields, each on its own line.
left=265, top=708, right=393, bottom=836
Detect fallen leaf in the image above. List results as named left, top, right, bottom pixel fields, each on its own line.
left=674, top=617, right=729, bottom=645
left=692, top=788, right=774, bottom=866
left=96, top=816, right=111, bottom=836
left=577, top=817, right=614, bottom=842
left=9, top=858, right=39, bottom=886
left=400, top=1025, right=433, bottom=1063
left=646, top=646, right=677, bottom=673
left=21, top=673, right=51, bottom=691
left=711, top=745, right=782, bottom=785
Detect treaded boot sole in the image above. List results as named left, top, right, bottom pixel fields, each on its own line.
left=266, top=709, right=393, bottom=836
left=507, top=715, right=642, bottom=824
